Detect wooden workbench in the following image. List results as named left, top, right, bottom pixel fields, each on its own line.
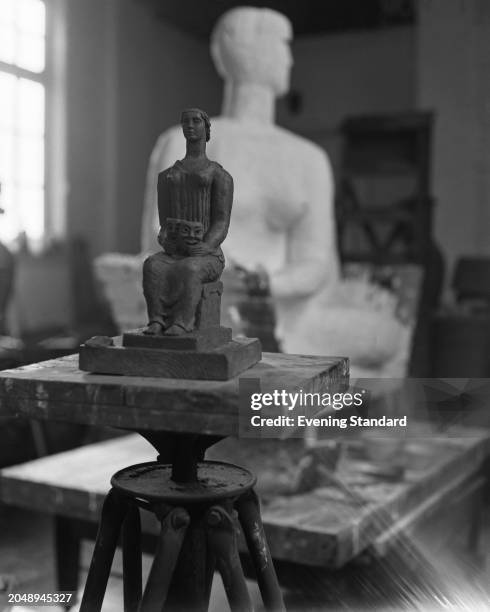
left=0, top=429, right=488, bottom=570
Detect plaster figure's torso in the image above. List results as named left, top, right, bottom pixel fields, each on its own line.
left=210, top=120, right=307, bottom=272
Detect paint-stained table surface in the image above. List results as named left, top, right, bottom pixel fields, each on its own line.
left=0, top=427, right=488, bottom=568
left=0, top=352, right=348, bottom=435
left=257, top=429, right=489, bottom=567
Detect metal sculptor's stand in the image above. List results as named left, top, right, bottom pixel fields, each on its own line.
left=79, top=434, right=285, bottom=612
left=0, top=349, right=346, bottom=611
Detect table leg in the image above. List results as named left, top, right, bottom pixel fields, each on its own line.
left=122, top=504, right=142, bottom=612
left=54, top=515, right=80, bottom=609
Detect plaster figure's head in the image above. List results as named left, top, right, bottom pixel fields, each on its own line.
left=210, top=7, right=293, bottom=97
left=181, top=108, right=211, bottom=142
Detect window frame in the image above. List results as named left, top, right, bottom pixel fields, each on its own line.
left=44, top=0, right=66, bottom=241
left=0, top=0, right=66, bottom=246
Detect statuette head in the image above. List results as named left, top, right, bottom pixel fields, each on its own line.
left=181, top=108, right=211, bottom=142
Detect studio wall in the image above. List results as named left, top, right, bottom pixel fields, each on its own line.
left=417, top=0, right=490, bottom=275
left=278, top=26, right=416, bottom=172
left=64, top=2, right=490, bottom=275
left=64, top=0, right=221, bottom=256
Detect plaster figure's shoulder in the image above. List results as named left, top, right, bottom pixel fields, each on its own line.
left=275, top=124, right=330, bottom=165
left=150, top=125, right=184, bottom=169
left=206, top=116, right=331, bottom=182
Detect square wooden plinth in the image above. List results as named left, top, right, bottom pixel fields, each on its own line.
left=79, top=336, right=262, bottom=381
left=122, top=326, right=232, bottom=352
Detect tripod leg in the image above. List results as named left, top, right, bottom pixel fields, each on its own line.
left=206, top=505, right=254, bottom=612
left=236, top=490, right=285, bottom=612
left=80, top=489, right=128, bottom=612
left=123, top=504, right=142, bottom=612
left=139, top=507, right=190, bottom=612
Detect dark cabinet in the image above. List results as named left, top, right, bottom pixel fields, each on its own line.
left=336, top=111, right=434, bottom=266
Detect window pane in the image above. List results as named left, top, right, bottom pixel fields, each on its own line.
left=17, top=33, right=45, bottom=73
left=17, top=0, right=45, bottom=36
left=0, top=181, right=21, bottom=243
left=1, top=0, right=46, bottom=72
left=18, top=136, right=44, bottom=186
left=18, top=185, right=44, bottom=240
left=0, top=128, right=14, bottom=183
left=0, top=70, right=46, bottom=243
left=0, top=72, right=16, bottom=129
left=18, top=78, right=44, bottom=135
left=0, top=0, right=15, bottom=26
left=0, top=25, right=15, bottom=64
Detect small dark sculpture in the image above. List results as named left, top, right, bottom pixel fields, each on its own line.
left=143, top=109, right=233, bottom=336
left=79, top=108, right=261, bottom=379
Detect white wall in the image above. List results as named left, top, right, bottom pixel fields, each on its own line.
left=64, top=0, right=221, bottom=255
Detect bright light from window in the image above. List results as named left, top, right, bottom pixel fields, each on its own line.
left=0, top=0, right=46, bottom=245
left=0, top=0, right=45, bottom=72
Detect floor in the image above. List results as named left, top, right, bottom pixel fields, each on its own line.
left=0, top=507, right=259, bottom=612
left=0, top=501, right=489, bottom=612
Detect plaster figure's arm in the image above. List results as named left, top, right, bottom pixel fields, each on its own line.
left=270, top=149, right=340, bottom=300
left=205, top=168, right=234, bottom=249
left=141, top=128, right=181, bottom=253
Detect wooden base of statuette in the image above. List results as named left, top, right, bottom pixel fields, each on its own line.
left=79, top=332, right=262, bottom=381
left=123, top=325, right=232, bottom=352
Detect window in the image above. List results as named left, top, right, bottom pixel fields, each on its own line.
left=0, top=0, right=46, bottom=245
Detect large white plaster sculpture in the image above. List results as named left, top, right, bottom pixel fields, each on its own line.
left=98, top=7, right=406, bottom=377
